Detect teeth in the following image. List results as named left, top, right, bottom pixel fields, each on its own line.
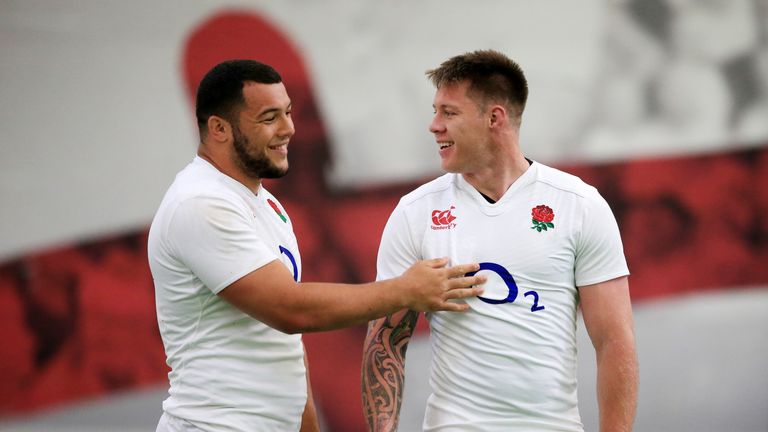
left=439, top=142, right=454, bottom=150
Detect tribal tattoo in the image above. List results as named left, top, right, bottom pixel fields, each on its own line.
left=361, top=309, right=420, bottom=432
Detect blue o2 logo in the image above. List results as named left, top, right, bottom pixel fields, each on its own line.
left=279, top=245, right=298, bottom=282
left=466, top=262, right=544, bottom=312
left=466, top=262, right=518, bottom=304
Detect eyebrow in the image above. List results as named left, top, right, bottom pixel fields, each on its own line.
left=256, top=102, right=292, bottom=119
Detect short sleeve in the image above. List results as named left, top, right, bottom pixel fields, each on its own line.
left=574, top=192, right=630, bottom=287
left=167, top=195, right=277, bottom=293
left=376, top=201, right=421, bottom=281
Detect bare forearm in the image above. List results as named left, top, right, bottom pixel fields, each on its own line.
left=362, top=309, right=419, bottom=432
left=219, top=259, right=482, bottom=334
left=296, top=279, right=408, bottom=332
left=596, top=340, right=638, bottom=432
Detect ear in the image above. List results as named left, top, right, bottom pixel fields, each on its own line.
left=206, top=115, right=232, bottom=143
left=488, top=105, right=508, bottom=129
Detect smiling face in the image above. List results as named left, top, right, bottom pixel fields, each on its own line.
left=232, top=81, right=294, bottom=179
left=429, top=81, right=494, bottom=174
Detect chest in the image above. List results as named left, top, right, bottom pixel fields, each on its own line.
left=420, top=198, right=584, bottom=323
left=420, top=199, right=580, bottom=281
left=250, top=197, right=302, bottom=282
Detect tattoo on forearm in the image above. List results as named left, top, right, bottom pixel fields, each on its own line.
left=362, top=310, right=420, bottom=432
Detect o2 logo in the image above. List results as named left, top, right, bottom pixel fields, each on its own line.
left=279, top=245, right=298, bottom=282
left=465, top=262, right=544, bottom=312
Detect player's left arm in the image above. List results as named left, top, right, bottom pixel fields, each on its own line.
left=300, top=351, right=320, bottom=432
left=579, top=275, right=638, bottom=432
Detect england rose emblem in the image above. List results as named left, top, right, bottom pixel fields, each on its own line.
left=531, top=205, right=555, bottom=232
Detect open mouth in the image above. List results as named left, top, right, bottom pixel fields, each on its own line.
left=438, top=141, right=454, bottom=150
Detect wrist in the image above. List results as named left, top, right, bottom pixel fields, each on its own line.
left=386, top=275, right=410, bottom=310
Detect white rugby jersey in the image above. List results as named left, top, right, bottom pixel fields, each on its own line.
left=377, top=161, right=629, bottom=431
left=148, top=156, right=305, bottom=432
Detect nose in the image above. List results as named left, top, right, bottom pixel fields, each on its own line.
left=280, top=113, right=295, bottom=138
left=429, top=114, right=444, bottom=134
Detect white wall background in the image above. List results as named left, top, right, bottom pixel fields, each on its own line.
left=4, top=0, right=765, bottom=261
left=0, top=0, right=608, bottom=262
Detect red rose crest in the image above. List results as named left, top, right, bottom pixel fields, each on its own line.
left=531, top=205, right=555, bottom=232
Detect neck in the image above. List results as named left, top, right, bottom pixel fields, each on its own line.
left=197, top=145, right=262, bottom=194
left=461, top=137, right=530, bottom=202
left=462, top=158, right=529, bottom=201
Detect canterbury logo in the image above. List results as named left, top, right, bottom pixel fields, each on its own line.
left=431, top=206, right=457, bottom=230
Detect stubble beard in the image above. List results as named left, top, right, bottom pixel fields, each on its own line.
left=232, top=124, right=289, bottom=180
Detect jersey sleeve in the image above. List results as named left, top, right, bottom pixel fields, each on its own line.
left=167, top=195, right=277, bottom=294
left=376, top=201, right=421, bottom=281
left=574, top=191, right=630, bottom=287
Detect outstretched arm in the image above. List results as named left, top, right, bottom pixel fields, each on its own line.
left=171, top=194, right=483, bottom=335
left=362, top=308, right=420, bottom=432
left=580, top=276, right=638, bottom=432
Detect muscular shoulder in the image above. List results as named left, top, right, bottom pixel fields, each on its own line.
left=165, top=160, right=247, bottom=212
left=397, top=173, right=456, bottom=209
left=380, top=174, right=458, bottom=241
left=534, top=162, right=602, bottom=202
left=151, top=160, right=254, bottom=246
